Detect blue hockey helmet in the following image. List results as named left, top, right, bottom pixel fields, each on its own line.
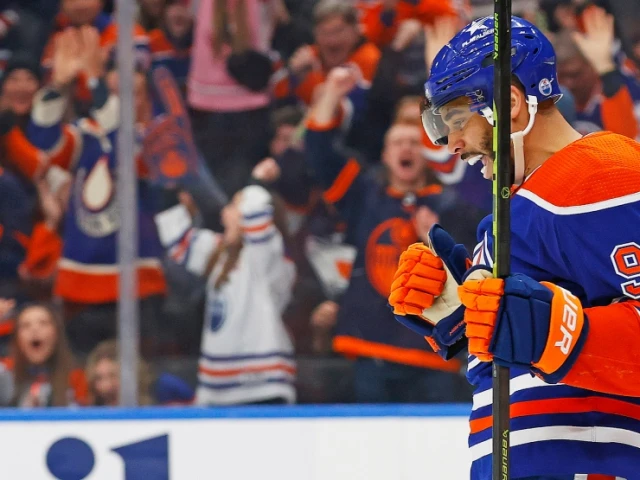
left=422, top=16, right=562, bottom=146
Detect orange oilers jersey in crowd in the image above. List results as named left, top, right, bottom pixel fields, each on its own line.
left=357, top=0, right=462, bottom=48
left=304, top=116, right=481, bottom=371
left=467, top=132, right=640, bottom=480
left=574, top=70, right=640, bottom=141
left=272, top=40, right=380, bottom=128
left=26, top=88, right=166, bottom=305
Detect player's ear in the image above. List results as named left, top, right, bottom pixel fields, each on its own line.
left=509, top=85, right=524, bottom=120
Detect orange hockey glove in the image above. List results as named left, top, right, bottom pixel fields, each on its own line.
left=460, top=273, right=588, bottom=382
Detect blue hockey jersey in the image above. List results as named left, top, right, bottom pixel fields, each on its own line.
left=27, top=87, right=166, bottom=304
left=305, top=122, right=481, bottom=371
left=468, top=132, right=640, bottom=479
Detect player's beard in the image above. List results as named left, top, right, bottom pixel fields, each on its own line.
left=460, top=131, right=494, bottom=161
left=482, top=130, right=493, bottom=159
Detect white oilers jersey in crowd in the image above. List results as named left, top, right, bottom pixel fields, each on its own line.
left=156, top=186, right=296, bottom=405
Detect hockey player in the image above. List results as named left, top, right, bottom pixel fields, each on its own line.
left=389, top=16, right=640, bottom=480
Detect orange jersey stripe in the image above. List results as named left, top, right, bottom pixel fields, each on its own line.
left=20, top=222, right=63, bottom=279
left=55, top=265, right=166, bottom=304
left=3, top=127, right=46, bottom=179
left=199, top=363, right=296, bottom=377
left=148, top=29, right=173, bottom=54
left=322, top=158, right=361, bottom=204
left=243, top=221, right=272, bottom=233
left=470, top=395, right=640, bottom=435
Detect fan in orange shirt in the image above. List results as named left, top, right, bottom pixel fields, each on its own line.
left=273, top=0, right=380, bottom=131
left=357, top=0, right=468, bottom=49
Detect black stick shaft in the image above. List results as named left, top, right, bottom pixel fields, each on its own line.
left=492, top=1, right=512, bottom=479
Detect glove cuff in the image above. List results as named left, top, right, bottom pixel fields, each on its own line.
left=533, top=312, right=590, bottom=384
left=394, top=306, right=467, bottom=361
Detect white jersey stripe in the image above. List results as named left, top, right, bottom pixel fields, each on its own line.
left=472, top=374, right=555, bottom=411
left=482, top=231, right=494, bottom=267
left=468, top=357, right=481, bottom=370
left=517, top=188, right=640, bottom=215
left=470, top=425, right=640, bottom=461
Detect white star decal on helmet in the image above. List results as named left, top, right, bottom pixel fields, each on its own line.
left=466, top=18, right=489, bottom=35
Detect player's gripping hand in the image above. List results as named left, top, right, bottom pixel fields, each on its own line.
left=460, top=273, right=589, bottom=381
left=389, top=225, right=483, bottom=359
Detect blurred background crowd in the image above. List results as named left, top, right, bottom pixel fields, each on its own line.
left=0, top=0, right=638, bottom=408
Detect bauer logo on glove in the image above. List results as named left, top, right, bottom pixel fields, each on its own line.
left=460, top=273, right=589, bottom=382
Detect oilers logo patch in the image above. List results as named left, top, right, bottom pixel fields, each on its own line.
left=538, top=78, right=553, bottom=96
left=75, top=157, right=119, bottom=238
left=207, top=296, right=227, bottom=332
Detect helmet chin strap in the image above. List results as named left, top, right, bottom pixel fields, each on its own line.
left=480, top=95, right=539, bottom=186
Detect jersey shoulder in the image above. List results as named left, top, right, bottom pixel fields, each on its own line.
left=518, top=132, right=640, bottom=210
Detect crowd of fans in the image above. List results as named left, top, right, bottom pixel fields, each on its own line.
left=0, top=0, right=638, bottom=408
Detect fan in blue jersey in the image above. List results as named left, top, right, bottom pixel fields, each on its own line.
left=389, top=13, right=640, bottom=480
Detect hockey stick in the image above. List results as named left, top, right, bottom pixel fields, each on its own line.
left=492, top=0, right=512, bottom=479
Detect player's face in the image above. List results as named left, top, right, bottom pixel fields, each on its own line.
left=382, top=124, right=426, bottom=184
left=443, top=103, right=493, bottom=180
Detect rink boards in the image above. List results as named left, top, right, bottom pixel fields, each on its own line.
left=0, top=404, right=471, bottom=479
